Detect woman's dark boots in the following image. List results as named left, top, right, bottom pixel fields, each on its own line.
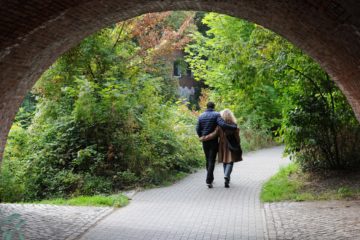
left=224, top=177, right=230, bottom=188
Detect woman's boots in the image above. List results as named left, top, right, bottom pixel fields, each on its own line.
left=224, top=177, right=230, bottom=188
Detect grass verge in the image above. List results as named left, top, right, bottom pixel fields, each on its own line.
left=35, top=193, right=129, bottom=207
left=261, top=163, right=303, bottom=202
left=261, top=163, right=360, bottom=202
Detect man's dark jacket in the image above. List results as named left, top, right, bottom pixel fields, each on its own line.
left=196, top=109, right=237, bottom=137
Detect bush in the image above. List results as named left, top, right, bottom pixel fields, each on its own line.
left=113, top=171, right=138, bottom=189
left=79, top=175, right=113, bottom=196
left=1, top=23, right=203, bottom=202
left=0, top=164, right=25, bottom=202
left=281, top=76, right=360, bottom=171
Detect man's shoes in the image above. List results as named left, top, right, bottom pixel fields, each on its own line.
left=224, top=182, right=230, bottom=188
left=207, top=183, right=213, bottom=188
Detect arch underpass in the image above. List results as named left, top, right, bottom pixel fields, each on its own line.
left=1, top=0, right=360, bottom=160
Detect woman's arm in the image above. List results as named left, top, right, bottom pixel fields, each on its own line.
left=200, top=127, right=219, bottom=141
left=217, top=116, right=237, bottom=129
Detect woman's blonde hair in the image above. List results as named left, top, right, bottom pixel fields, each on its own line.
left=220, top=109, right=237, bottom=124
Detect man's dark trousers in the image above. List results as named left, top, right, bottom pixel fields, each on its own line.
left=202, top=139, right=218, bottom=184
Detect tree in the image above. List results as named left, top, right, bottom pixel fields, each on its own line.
left=186, top=12, right=360, bottom=169
left=0, top=12, right=203, bottom=202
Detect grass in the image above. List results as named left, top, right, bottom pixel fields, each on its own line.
left=261, top=163, right=303, bottom=202
left=261, top=163, right=360, bottom=202
left=34, top=193, right=129, bottom=207
left=40, top=171, right=193, bottom=205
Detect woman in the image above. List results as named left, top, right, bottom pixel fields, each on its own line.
left=200, top=109, right=242, bottom=188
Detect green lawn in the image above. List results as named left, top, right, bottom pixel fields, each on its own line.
left=35, top=193, right=129, bottom=207
left=261, top=163, right=360, bottom=202
left=261, top=163, right=305, bottom=202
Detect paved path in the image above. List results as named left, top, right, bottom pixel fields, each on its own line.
left=265, top=201, right=360, bottom=240
left=0, top=204, right=113, bottom=240
left=80, top=146, right=288, bottom=240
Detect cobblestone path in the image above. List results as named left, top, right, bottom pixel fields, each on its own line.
left=0, top=204, right=113, bottom=240
left=265, top=201, right=360, bottom=240
left=80, top=146, right=288, bottom=240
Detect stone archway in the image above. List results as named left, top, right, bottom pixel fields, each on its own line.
left=1, top=0, right=360, bottom=160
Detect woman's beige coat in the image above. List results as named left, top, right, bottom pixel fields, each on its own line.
left=201, top=126, right=242, bottom=163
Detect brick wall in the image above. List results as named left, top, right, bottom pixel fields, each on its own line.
left=1, top=0, right=360, bottom=161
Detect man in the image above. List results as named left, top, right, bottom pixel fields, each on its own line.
left=196, top=102, right=237, bottom=188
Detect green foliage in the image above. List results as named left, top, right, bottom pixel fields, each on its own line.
left=186, top=13, right=281, bottom=151
left=187, top=12, right=360, bottom=167
left=261, top=163, right=302, bottom=202
left=337, top=187, right=353, bottom=198
left=14, top=94, right=37, bottom=129
left=0, top=125, right=28, bottom=202
left=1, top=17, right=203, bottom=202
left=279, top=70, right=360, bottom=170
left=261, top=163, right=360, bottom=202
left=35, top=193, right=129, bottom=207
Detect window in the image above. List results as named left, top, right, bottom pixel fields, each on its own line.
left=173, top=61, right=181, bottom=77
left=186, top=65, right=192, bottom=77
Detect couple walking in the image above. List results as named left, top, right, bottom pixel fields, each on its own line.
left=196, top=102, right=242, bottom=188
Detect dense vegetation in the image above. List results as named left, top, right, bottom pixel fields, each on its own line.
left=186, top=13, right=360, bottom=171
left=1, top=11, right=360, bottom=203
left=0, top=12, right=202, bottom=202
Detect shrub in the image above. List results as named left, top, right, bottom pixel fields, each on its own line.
left=281, top=76, right=360, bottom=171
left=79, top=175, right=113, bottom=196
left=1, top=23, right=203, bottom=202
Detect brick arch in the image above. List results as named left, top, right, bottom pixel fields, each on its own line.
left=1, top=0, right=360, bottom=160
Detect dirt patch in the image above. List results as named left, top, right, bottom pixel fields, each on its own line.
left=293, top=169, right=360, bottom=200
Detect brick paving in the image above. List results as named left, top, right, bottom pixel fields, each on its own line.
left=0, top=204, right=113, bottom=240
left=265, top=201, right=360, bottom=240
left=80, top=146, right=288, bottom=240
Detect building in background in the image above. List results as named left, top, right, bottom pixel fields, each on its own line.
left=172, top=50, right=203, bottom=104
